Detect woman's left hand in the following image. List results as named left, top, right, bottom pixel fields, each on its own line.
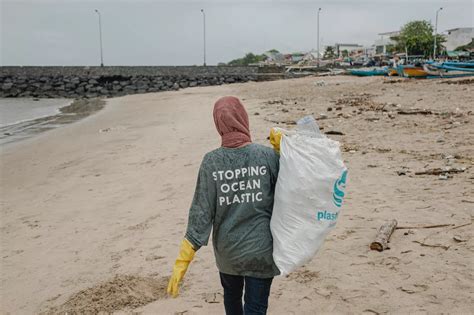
left=167, top=238, right=196, bottom=297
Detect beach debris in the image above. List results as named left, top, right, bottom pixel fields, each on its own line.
left=341, top=144, right=358, bottom=152
left=450, top=222, right=472, bottom=230
left=440, top=77, right=474, bottom=85
left=203, top=292, right=223, bottom=304
left=438, top=174, right=449, bottom=180
left=413, top=241, right=450, bottom=250
left=396, top=224, right=454, bottom=230
left=266, top=100, right=284, bottom=105
left=318, top=113, right=328, bottom=119
left=383, top=79, right=405, bottom=84
left=264, top=118, right=297, bottom=125
left=398, top=284, right=428, bottom=294
left=370, top=219, right=398, bottom=252
left=314, top=80, right=326, bottom=87
left=363, top=309, right=381, bottom=315
left=254, top=112, right=260, bottom=115
left=415, top=167, right=466, bottom=176
left=397, top=170, right=407, bottom=176
left=453, top=235, right=468, bottom=243
left=397, top=109, right=433, bottom=115
left=99, top=128, right=111, bottom=133
left=327, top=107, right=333, bottom=111
left=374, top=147, right=391, bottom=153
left=286, top=268, right=320, bottom=284
left=325, top=130, right=344, bottom=135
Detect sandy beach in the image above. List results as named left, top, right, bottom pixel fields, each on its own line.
left=1, top=76, right=473, bottom=314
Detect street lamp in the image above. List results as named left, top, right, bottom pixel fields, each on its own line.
left=201, top=9, right=206, bottom=66
left=94, top=9, right=104, bottom=67
left=433, top=7, right=443, bottom=59
left=317, top=8, right=322, bottom=66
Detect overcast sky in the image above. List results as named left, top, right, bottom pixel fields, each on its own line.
left=1, top=0, right=472, bottom=66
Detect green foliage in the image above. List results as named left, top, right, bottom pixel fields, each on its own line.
left=227, top=52, right=267, bottom=66
left=323, top=46, right=336, bottom=59
left=267, top=49, right=280, bottom=54
left=341, top=49, right=349, bottom=58
left=390, top=20, right=445, bottom=57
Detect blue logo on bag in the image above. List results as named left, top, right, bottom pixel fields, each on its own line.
left=332, top=170, right=347, bottom=207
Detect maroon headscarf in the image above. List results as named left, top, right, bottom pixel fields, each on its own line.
left=213, top=96, right=252, bottom=148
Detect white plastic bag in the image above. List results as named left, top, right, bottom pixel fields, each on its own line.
left=270, top=116, right=348, bottom=275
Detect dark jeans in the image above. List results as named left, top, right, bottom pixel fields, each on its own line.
left=219, top=272, right=273, bottom=315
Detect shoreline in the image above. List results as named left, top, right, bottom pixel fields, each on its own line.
left=0, top=98, right=105, bottom=146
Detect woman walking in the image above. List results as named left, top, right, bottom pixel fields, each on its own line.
left=167, top=96, right=280, bottom=315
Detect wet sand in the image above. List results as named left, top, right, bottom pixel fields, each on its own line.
left=0, top=98, right=105, bottom=146
left=0, top=76, right=472, bottom=314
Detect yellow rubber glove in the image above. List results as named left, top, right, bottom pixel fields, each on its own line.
left=269, top=128, right=283, bottom=153
left=167, top=238, right=196, bottom=298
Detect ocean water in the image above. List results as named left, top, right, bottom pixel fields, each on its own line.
left=0, top=98, right=72, bottom=145
left=0, top=98, right=71, bottom=127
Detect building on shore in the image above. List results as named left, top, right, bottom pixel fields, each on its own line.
left=443, top=27, right=474, bottom=51
left=334, top=43, right=364, bottom=57
left=374, top=31, right=399, bottom=55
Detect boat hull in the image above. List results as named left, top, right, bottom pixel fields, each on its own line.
left=402, top=67, right=428, bottom=78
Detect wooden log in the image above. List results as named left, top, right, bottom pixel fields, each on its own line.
left=370, top=219, right=398, bottom=252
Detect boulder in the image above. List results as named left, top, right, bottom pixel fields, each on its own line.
left=2, top=82, right=13, bottom=90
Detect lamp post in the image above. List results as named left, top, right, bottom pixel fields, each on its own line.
left=317, top=8, right=322, bottom=66
left=201, top=9, right=206, bottom=66
left=433, top=7, right=443, bottom=59
left=94, top=9, right=104, bottom=67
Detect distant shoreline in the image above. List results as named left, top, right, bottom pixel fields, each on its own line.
left=0, top=98, right=105, bottom=146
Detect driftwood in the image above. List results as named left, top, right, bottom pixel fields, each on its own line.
left=413, top=240, right=450, bottom=250
left=396, top=224, right=454, bottom=230
left=414, top=167, right=466, bottom=175
left=397, top=109, right=433, bottom=115
left=325, top=130, right=345, bottom=135
left=450, top=222, right=472, bottom=230
left=370, top=219, right=398, bottom=251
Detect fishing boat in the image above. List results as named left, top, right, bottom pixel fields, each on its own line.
left=422, top=61, right=474, bottom=78
left=434, top=64, right=474, bottom=72
left=423, top=64, right=447, bottom=76
left=400, top=66, right=428, bottom=78
left=348, top=67, right=388, bottom=76
left=441, top=61, right=474, bottom=68
left=387, top=68, right=398, bottom=76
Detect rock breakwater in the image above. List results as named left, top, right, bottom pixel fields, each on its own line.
left=0, top=66, right=284, bottom=98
